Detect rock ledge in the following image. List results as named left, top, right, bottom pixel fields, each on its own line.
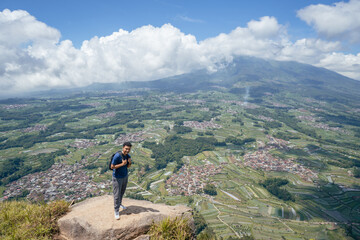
left=58, top=195, right=193, bottom=240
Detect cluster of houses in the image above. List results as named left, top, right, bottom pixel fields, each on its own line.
left=23, top=124, right=47, bottom=133
left=221, top=100, right=244, bottom=105
left=2, top=104, right=28, bottom=109
left=350, top=108, right=360, bottom=113
left=165, top=162, right=224, bottom=196
left=1, top=163, right=108, bottom=202
left=243, top=150, right=317, bottom=182
left=178, top=99, right=206, bottom=105
left=184, top=120, right=222, bottom=130
left=257, top=115, right=275, bottom=122
left=308, top=122, right=349, bottom=134
left=297, top=115, right=349, bottom=134
left=70, top=139, right=99, bottom=149
left=243, top=103, right=259, bottom=109
left=221, top=100, right=259, bottom=109
left=303, top=98, right=326, bottom=105
left=270, top=102, right=289, bottom=108
left=226, top=109, right=239, bottom=114
left=114, top=131, right=146, bottom=145
left=244, top=136, right=317, bottom=181
left=296, top=115, right=317, bottom=122
left=161, top=105, right=177, bottom=109
left=85, top=102, right=102, bottom=107
left=265, top=135, right=291, bottom=150
left=97, top=111, right=116, bottom=119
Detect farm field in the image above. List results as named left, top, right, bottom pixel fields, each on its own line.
left=1, top=89, right=360, bottom=239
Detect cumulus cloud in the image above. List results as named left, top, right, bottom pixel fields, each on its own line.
left=247, top=16, right=282, bottom=38
left=297, top=0, right=360, bottom=43
left=276, top=38, right=342, bottom=63
left=316, top=52, right=360, bottom=80
left=0, top=9, right=360, bottom=95
left=0, top=9, right=60, bottom=47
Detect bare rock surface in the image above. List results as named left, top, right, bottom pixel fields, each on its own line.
left=58, top=195, right=193, bottom=240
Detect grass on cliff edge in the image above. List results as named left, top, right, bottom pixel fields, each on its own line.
left=149, top=216, right=194, bottom=240
left=0, top=200, right=69, bottom=240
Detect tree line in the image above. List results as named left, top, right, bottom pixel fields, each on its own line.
left=260, top=178, right=294, bottom=201
left=143, top=135, right=223, bottom=170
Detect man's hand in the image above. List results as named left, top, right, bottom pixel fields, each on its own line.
left=111, top=159, right=128, bottom=169
left=121, top=159, right=128, bottom=166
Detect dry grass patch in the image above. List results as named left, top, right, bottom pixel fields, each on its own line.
left=0, top=200, right=69, bottom=240
left=149, top=216, right=194, bottom=240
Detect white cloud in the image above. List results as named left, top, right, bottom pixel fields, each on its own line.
left=199, top=16, right=286, bottom=64
left=0, top=9, right=360, bottom=95
left=276, top=38, right=342, bottom=63
left=297, top=0, right=360, bottom=43
left=0, top=9, right=60, bottom=47
left=247, top=16, right=282, bottom=38
left=317, top=52, right=360, bottom=80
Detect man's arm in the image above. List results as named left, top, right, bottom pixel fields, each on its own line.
left=111, top=159, right=127, bottom=169
left=127, top=158, right=132, bottom=168
left=111, top=154, right=127, bottom=169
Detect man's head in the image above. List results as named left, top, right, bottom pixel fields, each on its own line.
left=122, top=142, right=132, bottom=155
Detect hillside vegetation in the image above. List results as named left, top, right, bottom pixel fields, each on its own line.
left=0, top=57, right=359, bottom=239
left=0, top=200, right=68, bottom=239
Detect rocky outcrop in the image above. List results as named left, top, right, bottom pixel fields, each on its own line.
left=58, top=195, right=193, bottom=240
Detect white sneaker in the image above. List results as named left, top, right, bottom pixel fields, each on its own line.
left=120, top=205, right=127, bottom=210
left=115, top=211, right=120, bottom=220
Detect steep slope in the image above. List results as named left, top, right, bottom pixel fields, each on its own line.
left=36, top=56, right=360, bottom=103
left=122, top=56, right=360, bottom=101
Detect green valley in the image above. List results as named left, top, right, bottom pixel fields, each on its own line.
left=1, top=57, right=360, bottom=239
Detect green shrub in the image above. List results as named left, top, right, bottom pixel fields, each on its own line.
left=0, top=200, right=69, bottom=240
left=149, top=216, right=194, bottom=240
left=196, top=227, right=216, bottom=240
left=354, top=167, right=360, bottom=178
left=203, top=184, right=217, bottom=196
left=193, top=211, right=207, bottom=235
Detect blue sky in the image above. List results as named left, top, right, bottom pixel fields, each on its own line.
left=1, top=0, right=338, bottom=47
left=0, top=0, right=360, bottom=94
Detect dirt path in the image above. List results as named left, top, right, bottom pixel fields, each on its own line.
left=212, top=202, right=242, bottom=238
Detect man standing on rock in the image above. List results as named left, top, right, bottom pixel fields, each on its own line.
left=111, top=142, right=132, bottom=220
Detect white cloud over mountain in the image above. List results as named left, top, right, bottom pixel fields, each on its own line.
left=0, top=8, right=360, bottom=94
left=297, top=0, right=360, bottom=43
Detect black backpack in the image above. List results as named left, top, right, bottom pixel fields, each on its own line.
left=109, top=152, right=128, bottom=170
left=109, top=152, right=119, bottom=170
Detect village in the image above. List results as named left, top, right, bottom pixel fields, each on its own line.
left=70, top=139, right=99, bottom=149
left=296, top=115, right=349, bottom=133
left=257, top=115, right=275, bottom=122
left=165, top=161, right=225, bottom=196
left=184, top=120, right=222, bottom=130
left=97, top=111, right=116, bottom=119
left=243, top=135, right=317, bottom=181
left=1, top=162, right=109, bottom=202
left=114, top=131, right=147, bottom=144
left=243, top=150, right=318, bottom=181
left=23, top=124, right=47, bottom=133
left=1, top=104, right=28, bottom=109
left=0, top=131, right=150, bottom=202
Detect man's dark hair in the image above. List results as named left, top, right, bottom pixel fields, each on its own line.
left=123, top=142, right=132, bottom=147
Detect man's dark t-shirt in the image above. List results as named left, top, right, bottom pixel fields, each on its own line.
left=111, top=152, right=131, bottom=178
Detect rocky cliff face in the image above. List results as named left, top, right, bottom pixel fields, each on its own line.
left=57, top=195, right=193, bottom=240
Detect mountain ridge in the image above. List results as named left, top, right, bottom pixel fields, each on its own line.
left=81, top=56, right=360, bottom=100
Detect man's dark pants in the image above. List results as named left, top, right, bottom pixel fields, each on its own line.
left=112, top=175, right=128, bottom=212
